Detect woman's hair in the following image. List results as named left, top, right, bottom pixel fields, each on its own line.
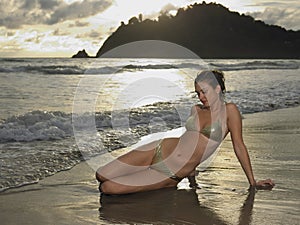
left=194, top=70, right=226, bottom=98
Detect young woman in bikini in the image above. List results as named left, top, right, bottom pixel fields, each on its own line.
left=96, top=70, right=274, bottom=194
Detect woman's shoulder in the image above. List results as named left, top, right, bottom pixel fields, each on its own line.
left=225, top=102, right=239, bottom=111
left=190, top=104, right=199, bottom=114
left=225, top=102, right=242, bottom=118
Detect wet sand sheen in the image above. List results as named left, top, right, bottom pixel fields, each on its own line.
left=0, top=106, right=299, bottom=225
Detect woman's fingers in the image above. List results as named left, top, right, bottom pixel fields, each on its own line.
left=256, top=179, right=275, bottom=190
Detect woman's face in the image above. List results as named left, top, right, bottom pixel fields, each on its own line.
left=194, top=82, right=220, bottom=107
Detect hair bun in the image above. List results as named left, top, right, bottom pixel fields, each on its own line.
left=212, top=70, right=226, bottom=94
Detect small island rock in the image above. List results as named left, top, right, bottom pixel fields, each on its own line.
left=72, top=49, right=91, bottom=58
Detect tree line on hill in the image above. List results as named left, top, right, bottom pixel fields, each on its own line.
left=73, top=2, right=300, bottom=58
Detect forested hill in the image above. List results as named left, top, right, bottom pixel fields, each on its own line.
left=95, top=2, right=300, bottom=59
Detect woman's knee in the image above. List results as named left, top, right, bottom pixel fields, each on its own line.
left=95, top=169, right=107, bottom=182
left=100, top=181, right=110, bottom=194
left=100, top=181, right=121, bottom=194
left=95, top=171, right=101, bottom=181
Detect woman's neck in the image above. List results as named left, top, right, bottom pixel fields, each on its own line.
left=207, top=100, right=224, bottom=113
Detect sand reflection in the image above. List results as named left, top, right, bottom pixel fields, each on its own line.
left=99, top=187, right=256, bottom=225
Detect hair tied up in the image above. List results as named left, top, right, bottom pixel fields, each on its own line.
left=195, top=70, right=226, bottom=98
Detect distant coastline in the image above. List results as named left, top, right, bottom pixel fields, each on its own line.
left=73, top=2, right=300, bottom=59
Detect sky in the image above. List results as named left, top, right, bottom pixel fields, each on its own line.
left=0, top=0, right=299, bottom=58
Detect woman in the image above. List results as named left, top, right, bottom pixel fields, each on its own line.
left=96, top=70, right=274, bottom=194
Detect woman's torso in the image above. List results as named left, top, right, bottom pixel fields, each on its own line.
left=155, top=104, right=229, bottom=177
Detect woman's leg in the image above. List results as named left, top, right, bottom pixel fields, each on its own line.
left=96, top=140, right=160, bottom=182
left=100, top=168, right=178, bottom=195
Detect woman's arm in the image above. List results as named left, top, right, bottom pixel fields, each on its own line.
left=226, top=103, right=274, bottom=188
left=227, top=103, right=256, bottom=185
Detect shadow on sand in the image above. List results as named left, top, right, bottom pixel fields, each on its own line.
left=99, top=187, right=255, bottom=225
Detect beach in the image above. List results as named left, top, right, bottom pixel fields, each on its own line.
left=0, top=0, right=299, bottom=224
left=0, top=106, right=299, bottom=225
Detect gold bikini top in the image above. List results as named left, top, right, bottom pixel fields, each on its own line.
left=185, top=113, right=223, bottom=142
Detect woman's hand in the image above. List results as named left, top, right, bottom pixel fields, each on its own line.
left=254, top=179, right=275, bottom=190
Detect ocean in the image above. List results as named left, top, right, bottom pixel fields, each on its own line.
left=0, top=58, right=299, bottom=192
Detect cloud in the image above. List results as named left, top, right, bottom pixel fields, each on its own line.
left=24, top=36, right=43, bottom=44
left=160, top=3, right=178, bottom=14
left=88, top=30, right=102, bottom=38
left=76, top=29, right=102, bottom=39
left=52, top=28, right=70, bottom=36
left=68, top=20, right=90, bottom=27
left=6, top=31, right=15, bottom=36
left=250, top=0, right=300, bottom=8
left=247, top=7, right=300, bottom=31
left=142, top=3, right=179, bottom=20
left=0, top=0, right=113, bottom=29
left=47, top=0, right=112, bottom=24
left=0, top=29, right=15, bottom=37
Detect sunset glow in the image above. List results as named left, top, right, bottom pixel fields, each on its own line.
left=0, top=0, right=298, bottom=57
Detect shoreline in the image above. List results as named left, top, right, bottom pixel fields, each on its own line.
left=0, top=106, right=299, bottom=225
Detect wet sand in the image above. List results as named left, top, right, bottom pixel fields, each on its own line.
left=0, top=106, right=299, bottom=225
